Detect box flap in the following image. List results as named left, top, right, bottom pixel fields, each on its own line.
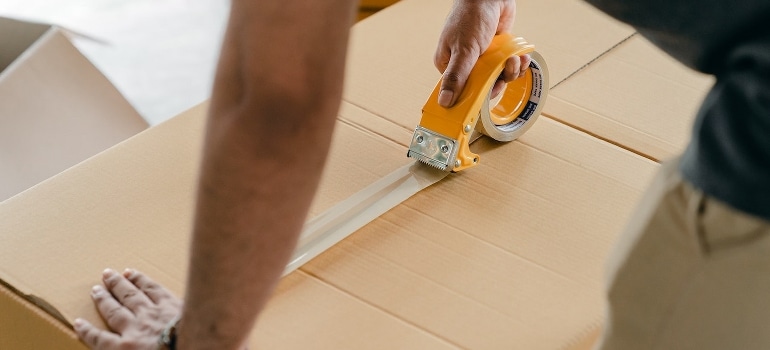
left=1, top=0, right=663, bottom=348
left=545, top=35, right=714, bottom=161
left=342, top=0, right=635, bottom=132
left=0, top=282, right=85, bottom=350
left=0, top=17, right=50, bottom=72
left=0, top=26, right=148, bottom=202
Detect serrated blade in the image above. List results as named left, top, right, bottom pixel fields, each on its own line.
left=406, top=126, right=457, bottom=172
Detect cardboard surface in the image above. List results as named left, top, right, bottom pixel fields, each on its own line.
left=301, top=117, right=656, bottom=349
left=545, top=35, right=714, bottom=161
left=250, top=271, right=455, bottom=350
left=0, top=17, right=148, bottom=202
left=0, top=0, right=680, bottom=349
left=343, top=0, right=634, bottom=132
left=0, top=283, right=84, bottom=350
left=0, top=101, right=414, bottom=326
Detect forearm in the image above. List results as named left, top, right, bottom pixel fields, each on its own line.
left=178, top=1, right=357, bottom=349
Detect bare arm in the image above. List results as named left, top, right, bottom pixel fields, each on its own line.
left=75, top=1, right=358, bottom=349
left=178, top=1, right=358, bottom=349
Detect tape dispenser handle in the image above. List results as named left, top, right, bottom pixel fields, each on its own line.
left=419, top=34, right=540, bottom=172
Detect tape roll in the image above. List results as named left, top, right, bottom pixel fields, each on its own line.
left=476, top=51, right=550, bottom=142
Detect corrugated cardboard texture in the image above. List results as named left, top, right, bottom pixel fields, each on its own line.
left=0, top=99, right=414, bottom=325
left=0, top=283, right=85, bottom=350
left=545, top=34, right=714, bottom=161
left=0, top=0, right=671, bottom=348
left=298, top=117, right=656, bottom=349
left=343, top=0, right=634, bottom=132
left=0, top=19, right=148, bottom=202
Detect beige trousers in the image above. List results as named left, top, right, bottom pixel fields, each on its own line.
left=596, top=158, right=770, bottom=350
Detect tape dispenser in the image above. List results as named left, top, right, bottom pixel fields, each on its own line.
left=407, top=34, right=549, bottom=172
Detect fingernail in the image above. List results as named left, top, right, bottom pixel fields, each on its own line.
left=73, top=318, right=85, bottom=329
left=438, top=90, right=453, bottom=107
left=102, top=268, right=115, bottom=278
left=123, top=268, right=135, bottom=278
left=91, top=285, right=104, bottom=296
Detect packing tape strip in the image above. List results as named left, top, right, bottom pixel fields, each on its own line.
left=285, top=162, right=447, bottom=274
left=285, top=50, right=550, bottom=275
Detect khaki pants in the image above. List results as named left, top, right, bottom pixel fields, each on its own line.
left=597, top=158, right=770, bottom=350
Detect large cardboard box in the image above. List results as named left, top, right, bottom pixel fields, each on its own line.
left=357, top=0, right=399, bottom=20
left=0, top=0, right=686, bottom=349
left=544, top=34, right=714, bottom=161
left=0, top=17, right=147, bottom=202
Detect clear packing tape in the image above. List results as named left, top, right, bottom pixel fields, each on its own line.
left=286, top=34, right=550, bottom=275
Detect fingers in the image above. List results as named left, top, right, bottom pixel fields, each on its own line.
left=501, top=54, right=531, bottom=83
left=491, top=53, right=532, bottom=99
left=438, top=46, right=480, bottom=107
left=123, top=268, right=176, bottom=305
left=77, top=269, right=183, bottom=349
left=501, top=55, right=522, bottom=83
left=519, top=54, right=532, bottom=79
left=102, top=268, right=152, bottom=313
left=491, top=79, right=505, bottom=99
left=74, top=317, right=121, bottom=349
left=91, top=284, right=134, bottom=332
left=434, top=43, right=450, bottom=73
left=438, top=52, right=531, bottom=107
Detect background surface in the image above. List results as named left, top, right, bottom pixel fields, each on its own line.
left=2, top=0, right=230, bottom=125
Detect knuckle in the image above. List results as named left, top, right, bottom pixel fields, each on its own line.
left=88, top=331, right=101, bottom=347
left=142, top=280, right=161, bottom=292
left=106, top=306, right=122, bottom=318
left=106, top=307, right=127, bottom=325
left=434, top=52, right=449, bottom=71
left=501, top=70, right=515, bottom=82
left=452, top=44, right=476, bottom=58
left=138, top=320, right=155, bottom=333
left=143, top=307, right=161, bottom=319
left=442, top=71, right=462, bottom=84
left=122, top=290, right=138, bottom=301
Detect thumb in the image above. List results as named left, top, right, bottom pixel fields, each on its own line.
left=438, top=47, right=479, bottom=108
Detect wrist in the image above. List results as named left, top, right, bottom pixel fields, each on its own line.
left=158, top=316, right=181, bottom=350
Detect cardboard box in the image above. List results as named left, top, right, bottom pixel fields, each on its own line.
left=357, top=0, right=399, bottom=20
left=0, top=17, right=147, bottom=202
left=359, top=0, right=400, bottom=10
left=343, top=0, right=634, bottom=129
left=0, top=0, right=680, bottom=349
left=545, top=34, right=714, bottom=161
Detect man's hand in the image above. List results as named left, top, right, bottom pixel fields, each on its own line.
left=435, top=0, right=530, bottom=107
left=74, top=268, right=182, bottom=349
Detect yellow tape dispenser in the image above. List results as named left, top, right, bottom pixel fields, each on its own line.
left=407, top=34, right=549, bottom=172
